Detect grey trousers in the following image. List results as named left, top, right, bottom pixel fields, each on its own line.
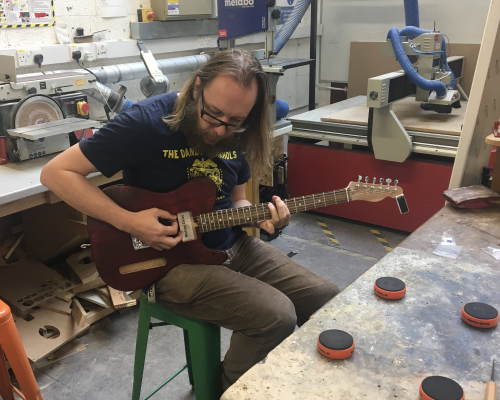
left=155, top=232, right=340, bottom=392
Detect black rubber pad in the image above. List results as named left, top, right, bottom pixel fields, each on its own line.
left=421, top=376, right=463, bottom=400
left=464, top=302, right=498, bottom=320
left=318, top=330, right=353, bottom=351
left=375, top=277, right=405, bottom=292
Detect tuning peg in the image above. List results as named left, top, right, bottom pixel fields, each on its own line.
left=394, top=179, right=399, bottom=186
left=379, top=178, right=384, bottom=185
left=386, top=178, right=392, bottom=185
left=372, top=177, right=376, bottom=184
left=357, top=175, right=362, bottom=182
left=365, top=176, right=369, bottom=183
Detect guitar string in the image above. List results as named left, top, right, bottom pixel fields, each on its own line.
left=196, top=189, right=400, bottom=232
left=196, top=188, right=401, bottom=233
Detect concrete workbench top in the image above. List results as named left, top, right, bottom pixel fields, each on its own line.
left=222, top=205, right=500, bottom=399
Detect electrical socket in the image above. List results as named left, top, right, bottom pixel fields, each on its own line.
left=94, top=42, right=108, bottom=59
left=197, top=36, right=214, bottom=49
left=69, top=44, right=79, bottom=59
left=17, top=49, right=29, bottom=66
left=16, top=47, right=42, bottom=67
left=83, top=51, right=95, bottom=62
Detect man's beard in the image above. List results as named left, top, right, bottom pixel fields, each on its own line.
left=179, top=97, right=238, bottom=159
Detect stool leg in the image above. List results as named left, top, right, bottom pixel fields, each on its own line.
left=0, top=344, right=16, bottom=400
left=0, top=301, right=43, bottom=400
left=187, top=324, right=221, bottom=400
left=182, top=330, right=194, bottom=387
left=132, top=304, right=152, bottom=400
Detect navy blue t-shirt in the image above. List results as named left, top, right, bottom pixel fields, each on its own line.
left=79, top=92, right=251, bottom=250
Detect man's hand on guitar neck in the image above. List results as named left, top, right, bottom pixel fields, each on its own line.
left=257, top=195, right=290, bottom=235
left=126, top=208, right=183, bottom=252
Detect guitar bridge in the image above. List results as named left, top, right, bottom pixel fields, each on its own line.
left=178, top=211, right=197, bottom=242
left=131, top=235, right=149, bottom=250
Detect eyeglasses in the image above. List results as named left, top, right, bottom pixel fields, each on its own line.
left=200, top=93, right=249, bottom=133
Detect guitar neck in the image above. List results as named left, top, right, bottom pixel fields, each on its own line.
left=197, top=188, right=351, bottom=233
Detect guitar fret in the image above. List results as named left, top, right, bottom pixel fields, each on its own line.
left=247, top=206, right=252, bottom=223
left=334, top=191, right=337, bottom=205
left=322, top=192, right=326, bottom=206
left=293, top=198, right=298, bottom=213
left=236, top=207, right=242, bottom=226
left=312, top=194, right=316, bottom=208
left=345, top=188, right=349, bottom=202
left=302, top=196, right=306, bottom=211
left=230, top=208, right=235, bottom=226
left=262, top=203, right=267, bottom=221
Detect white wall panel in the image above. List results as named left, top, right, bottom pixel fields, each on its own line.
left=320, top=0, right=490, bottom=82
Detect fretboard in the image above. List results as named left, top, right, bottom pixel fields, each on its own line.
left=197, top=188, right=352, bottom=233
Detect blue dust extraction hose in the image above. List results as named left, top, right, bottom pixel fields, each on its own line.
left=400, top=0, right=455, bottom=90
left=274, top=0, right=311, bottom=54
left=387, top=27, right=447, bottom=98
left=403, top=0, right=419, bottom=63
left=403, top=0, right=420, bottom=28
left=399, top=26, right=455, bottom=89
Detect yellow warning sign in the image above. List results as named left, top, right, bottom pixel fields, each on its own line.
left=0, top=0, right=55, bottom=28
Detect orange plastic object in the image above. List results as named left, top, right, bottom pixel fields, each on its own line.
left=461, top=304, right=499, bottom=329
left=374, top=277, right=406, bottom=300
left=317, top=339, right=355, bottom=359
left=419, top=379, right=464, bottom=400
left=0, top=300, right=43, bottom=400
left=317, top=330, right=355, bottom=360
left=0, top=343, right=16, bottom=400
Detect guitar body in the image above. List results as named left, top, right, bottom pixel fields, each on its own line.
left=87, top=178, right=227, bottom=291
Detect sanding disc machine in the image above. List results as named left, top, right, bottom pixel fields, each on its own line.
left=1, top=93, right=99, bottom=163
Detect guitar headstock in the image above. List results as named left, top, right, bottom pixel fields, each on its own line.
left=347, top=176, right=404, bottom=202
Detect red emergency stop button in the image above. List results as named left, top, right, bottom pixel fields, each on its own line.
left=77, top=101, right=90, bottom=116
left=147, top=11, right=156, bottom=19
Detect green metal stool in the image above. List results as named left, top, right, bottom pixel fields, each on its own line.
left=132, top=291, right=221, bottom=400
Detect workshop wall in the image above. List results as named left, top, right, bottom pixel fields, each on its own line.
left=320, top=0, right=491, bottom=83
left=0, top=0, right=320, bottom=120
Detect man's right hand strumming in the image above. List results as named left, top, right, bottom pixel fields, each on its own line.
left=127, top=208, right=183, bottom=251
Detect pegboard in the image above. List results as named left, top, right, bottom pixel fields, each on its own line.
left=450, top=0, right=500, bottom=188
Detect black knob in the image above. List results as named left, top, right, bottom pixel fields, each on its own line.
left=27, top=87, right=37, bottom=94
left=76, top=27, right=84, bottom=36
left=266, top=0, right=275, bottom=7
left=271, top=9, right=281, bottom=19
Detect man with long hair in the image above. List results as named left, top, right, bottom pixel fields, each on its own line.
left=41, top=49, right=339, bottom=392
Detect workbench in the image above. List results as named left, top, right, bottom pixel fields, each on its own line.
left=222, top=204, right=500, bottom=399
left=0, top=154, right=122, bottom=218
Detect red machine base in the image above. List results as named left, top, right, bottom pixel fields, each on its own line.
left=287, top=143, right=453, bottom=232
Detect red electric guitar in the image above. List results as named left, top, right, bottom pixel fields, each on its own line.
left=87, top=177, right=408, bottom=290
